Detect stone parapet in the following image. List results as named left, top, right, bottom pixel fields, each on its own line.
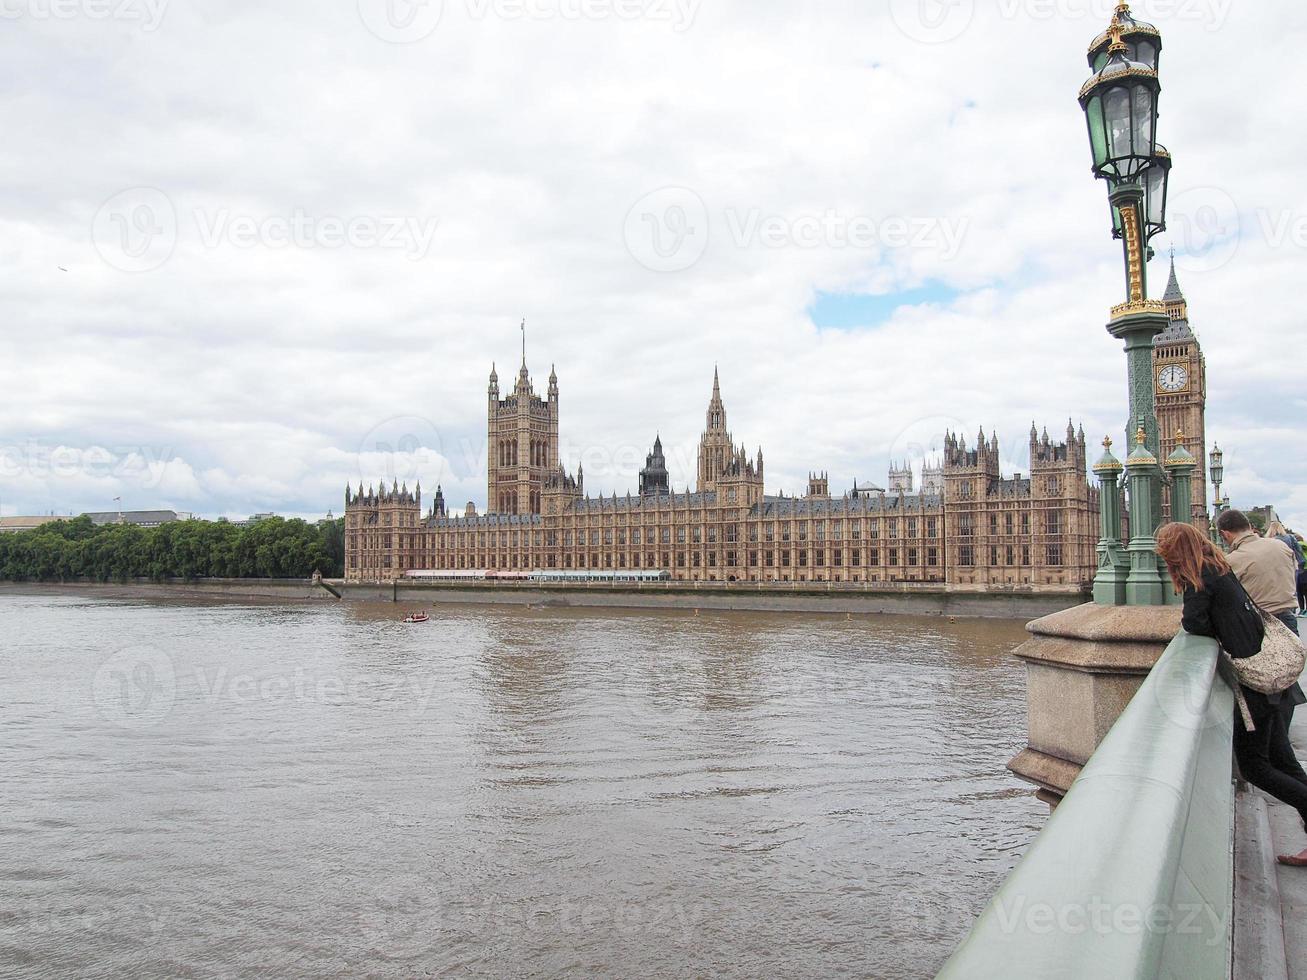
left=1009, top=601, right=1182, bottom=800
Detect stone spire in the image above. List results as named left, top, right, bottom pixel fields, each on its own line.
left=706, top=367, right=726, bottom=431
left=1157, top=250, right=1193, bottom=340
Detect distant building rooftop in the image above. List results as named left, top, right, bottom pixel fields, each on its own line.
left=82, top=510, right=191, bottom=527
left=0, top=516, right=70, bottom=533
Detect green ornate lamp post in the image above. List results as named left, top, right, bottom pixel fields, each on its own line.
left=1080, top=3, right=1174, bottom=606
left=1093, top=436, right=1127, bottom=605
left=1122, top=420, right=1166, bottom=605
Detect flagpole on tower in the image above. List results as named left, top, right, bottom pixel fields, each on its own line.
left=521, top=318, right=526, bottom=368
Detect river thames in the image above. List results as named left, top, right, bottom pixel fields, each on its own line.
left=0, top=595, right=1043, bottom=978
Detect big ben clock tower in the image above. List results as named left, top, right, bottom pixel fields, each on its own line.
left=1153, top=255, right=1208, bottom=528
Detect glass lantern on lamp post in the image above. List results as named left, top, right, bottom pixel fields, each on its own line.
left=1209, top=445, right=1226, bottom=535
left=1080, top=4, right=1174, bottom=607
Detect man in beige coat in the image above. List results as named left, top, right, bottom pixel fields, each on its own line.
left=1218, top=510, right=1302, bottom=635
left=1217, top=509, right=1307, bottom=866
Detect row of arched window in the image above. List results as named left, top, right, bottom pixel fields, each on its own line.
left=496, top=489, right=543, bottom=514
left=496, top=438, right=551, bottom=468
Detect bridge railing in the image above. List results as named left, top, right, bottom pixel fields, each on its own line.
left=938, top=630, right=1234, bottom=979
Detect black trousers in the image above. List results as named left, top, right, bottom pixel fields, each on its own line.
left=1235, top=694, right=1307, bottom=822
left=1298, top=570, right=1307, bottom=611
left=1236, top=611, right=1307, bottom=819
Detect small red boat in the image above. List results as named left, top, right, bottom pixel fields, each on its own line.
left=402, top=612, right=430, bottom=624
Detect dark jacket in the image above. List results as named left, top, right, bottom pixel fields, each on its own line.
left=1181, top=565, right=1265, bottom=658
left=1180, top=564, right=1306, bottom=710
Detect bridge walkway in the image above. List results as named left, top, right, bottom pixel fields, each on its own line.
left=1266, top=706, right=1307, bottom=978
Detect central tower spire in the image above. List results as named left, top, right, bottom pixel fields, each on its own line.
left=697, top=367, right=734, bottom=493
left=707, top=366, right=725, bottom=430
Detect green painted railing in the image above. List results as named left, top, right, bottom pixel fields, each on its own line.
left=939, top=631, right=1234, bottom=979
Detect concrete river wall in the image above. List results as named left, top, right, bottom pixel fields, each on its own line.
left=0, top=578, right=1089, bottom=620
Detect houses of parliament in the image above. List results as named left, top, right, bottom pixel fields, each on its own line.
left=344, top=262, right=1207, bottom=590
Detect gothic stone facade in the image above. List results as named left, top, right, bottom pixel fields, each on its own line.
left=345, top=361, right=1100, bottom=591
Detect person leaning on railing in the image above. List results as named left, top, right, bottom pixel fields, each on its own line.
left=1299, top=533, right=1307, bottom=616
left=1218, top=509, right=1307, bottom=724
left=1156, top=521, right=1307, bottom=867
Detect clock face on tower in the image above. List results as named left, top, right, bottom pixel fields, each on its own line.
left=1157, top=364, right=1190, bottom=393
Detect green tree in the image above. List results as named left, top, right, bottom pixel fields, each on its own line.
left=0, top=513, right=345, bottom=583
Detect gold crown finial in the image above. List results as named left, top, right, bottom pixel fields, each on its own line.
left=1103, top=436, right=1113, bottom=451
left=1175, top=428, right=1186, bottom=446
left=1108, top=21, right=1127, bottom=54
left=1135, top=422, right=1147, bottom=446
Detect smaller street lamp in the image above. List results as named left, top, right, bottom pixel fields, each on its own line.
left=1209, top=444, right=1225, bottom=515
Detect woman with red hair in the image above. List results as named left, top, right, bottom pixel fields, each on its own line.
left=1156, top=521, right=1307, bottom=866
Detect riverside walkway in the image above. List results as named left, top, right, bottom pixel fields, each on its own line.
left=938, top=614, right=1307, bottom=979
left=1265, top=704, right=1307, bottom=978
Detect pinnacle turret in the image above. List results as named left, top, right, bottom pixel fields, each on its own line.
left=1163, top=251, right=1185, bottom=304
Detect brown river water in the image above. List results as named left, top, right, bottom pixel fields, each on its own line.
left=0, top=595, right=1042, bottom=978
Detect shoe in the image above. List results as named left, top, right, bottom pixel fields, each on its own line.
left=1278, top=851, right=1307, bottom=867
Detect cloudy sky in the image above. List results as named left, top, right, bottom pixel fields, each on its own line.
left=2, top=0, right=1304, bottom=528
